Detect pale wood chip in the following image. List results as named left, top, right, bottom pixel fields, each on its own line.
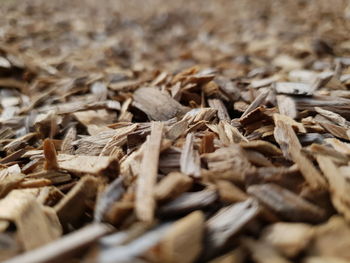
left=18, top=178, right=52, bottom=188
left=216, top=180, right=248, bottom=203
left=0, top=164, right=23, bottom=197
left=303, top=257, right=349, bottom=263
left=273, top=113, right=306, bottom=133
left=155, top=172, right=192, bottom=202
left=166, top=119, right=188, bottom=140
left=308, top=216, right=350, bottom=261
left=61, top=127, right=77, bottom=154
left=275, top=82, right=313, bottom=96
left=135, top=122, right=164, bottom=222
left=100, top=124, right=138, bottom=156
left=203, top=145, right=253, bottom=183
left=208, top=248, right=245, bottom=263
left=57, top=154, right=119, bottom=178
left=276, top=95, right=297, bottom=119
left=315, top=107, right=350, bottom=128
left=262, top=222, right=314, bottom=257
left=242, top=238, right=292, bottom=263
left=182, top=108, right=217, bottom=124
left=0, top=190, right=62, bottom=251
left=243, top=149, right=273, bottom=167
left=274, top=115, right=326, bottom=190
left=318, top=122, right=349, bottom=140
left=2, top=223, right=112, bottom=263
left=133, top=87, right=188, bottom=121
left=240, top=140, right=282, bottom=156
left=324, top=138, right=350, bottom=155
left=157, top=211, right=204, bottom=263
left=308, top=144, right=348, bottom=164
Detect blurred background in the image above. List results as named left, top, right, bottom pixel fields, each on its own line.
left=0, top=0, right=349, bottom=75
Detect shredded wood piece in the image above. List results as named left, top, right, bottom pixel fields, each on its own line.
left=57, top=154, right=119, bottom=178
left=180, top=133, right=201, bottom=178
left=205, top=199, right=260, bottom=257
left=155, top=172, right=192, bottom=202
left=316, top=156, right=350, bottom=220
left=0, top=190, right=61, bottom=251
left=158, top=211, right=204, bottom=263
left=262, top=222, right=314, bottom=257
left=135, top=121, right=164, bottom=222
left=55, top=176, right=100, bottom=228
left=133, top=87, right=188, bottom=121
left=43, top=139, right=59, bottom=170
left=242, top=238, right=292, bottom=263
left=248, top=184, right=326, bottom=223
left=274, top=115, right=326, bottom=190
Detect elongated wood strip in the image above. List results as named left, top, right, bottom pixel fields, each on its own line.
left=180, top=133, right=201, bottom=178
left=135, top=121, right=164, bottom=222
left=274, top=115, right=326, bottom=190
left=2, top=223, right=112, bottom=263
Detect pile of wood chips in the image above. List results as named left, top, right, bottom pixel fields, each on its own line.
left=2, top=0, right=350, bottom=262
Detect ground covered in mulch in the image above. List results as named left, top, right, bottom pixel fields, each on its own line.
left=1, top=0, right=350, bottom=262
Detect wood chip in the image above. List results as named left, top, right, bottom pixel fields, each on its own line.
left=133, top=87, right=188, bottom=121
left=0, top=190, right=61, bottom=251
left=157, top=211, right=204, bottom=263
left=274, top=114, right=326, bottom=190
left=155, top=172, right=193, bottom=202
left=135, top=121, right=164, bottom=222
left=180, top=133, right=201, bottom=178
left=248, top=184, right=326, bottom=223
left=262, top=222, right=314, bottom=257
left=205, top=199, right=260, bottom=257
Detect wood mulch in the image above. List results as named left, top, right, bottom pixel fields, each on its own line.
left=1, top=0, right=350, bottom=262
